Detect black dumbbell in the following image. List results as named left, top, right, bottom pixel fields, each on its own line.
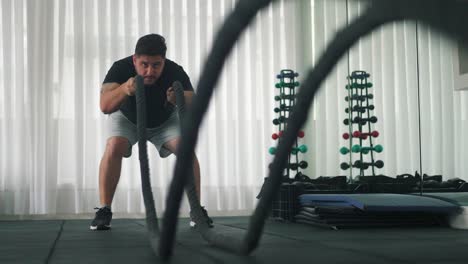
left=345, top=94, right=366, bottom=102
left=344, top=116, right=375, bottom=125
left=340, top=162, right=352, bottom=170
left=273, top=116, right=288, bottom=125
left=275, top=94, right=296, bottom=101
left=345, top=82, right=373, bottom=89
left=346, top=105, right=375, bottom=113
left=277, top=71, right=299, bottom=79
left=350, top=71, right=370, bottom=79
left=354, top=160, right=384, bottom=169
left=280, top=94, right=295, bottom=100
left=345, top=94, right=373, bottom=101
left=274, top=106, right=293, bottom=112
left=289, top=161, right=308, bottom=170
left=353, top=116, right=378, bottom=125
left=346, top=106, right=365, bottom=114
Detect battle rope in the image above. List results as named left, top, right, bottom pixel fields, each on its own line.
left=135, top=75, right=160, bottom=253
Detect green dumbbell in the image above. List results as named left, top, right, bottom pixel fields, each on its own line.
left=269, top=147, right=276, bottom=155
left=340, top=147, right=350, bottom=155
left=373, top=145, right=383, bottom=153
left=351, top=144, right=383, bottom=154
left=291, top=145, right=308, bottom=154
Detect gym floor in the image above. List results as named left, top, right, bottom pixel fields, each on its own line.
left=1, top=216, right=468, bottom=264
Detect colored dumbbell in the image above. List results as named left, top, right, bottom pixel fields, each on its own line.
left=277, top=72, right=299, bottom=79
left=340, top=147, right=350, bottom=155
left=345, top=105, right=375, bottom=114
left=272, top=131, right=284, bottom=140
left=273, top=116, right=288, bottom=125
left=341, top=162, right=365, bottom=170
left=289, top=161, right=308, bottom=170
left=353, top=116, right=378, bottom=125
left=272, top=133, right=279, bottom=140
left=274, top=94, right=296, bottom=101
left=275, top=81, right=300, bottom=89
left=280, top=94, right=296, bottom=100
left=272, top=130, right=303, bottom=139
left=343, top=131, right=377, bottom=140
left=291, top=145, right=308, bottom=154
left=340, top=162, right=354, bottom=170
left=354, top=160, right=384, bottom=169
left=346, top=94, right=373, bottom=101
left=268, top=147, right=276, bottom=155
left=297, top=130, right=305, bottom=138
left=345, top=95, right=366, bottom=102
left=350, top=71, right=370, bottom=79
left=352, top=94, right=374, bottom=101
left=274, top=105, right=293, bottom=113
left=345, top=106, right=366, bottom=113
left=279, top=104, right=291, bottom=110
left=343, top=133, right=350, bottom=140
left=341, top=160, right=383, bottom=170
left=351, top=144, right=383, bottom=154
left=352, top=130, right=379, bottom=139
left=344, top=116, right=376, bottom=126
left=345, top=82, right=373, bottom=89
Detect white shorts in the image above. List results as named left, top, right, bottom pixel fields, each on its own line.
left=107, top=110, right=180, bottom=158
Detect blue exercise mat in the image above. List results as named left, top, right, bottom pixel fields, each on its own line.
left=299, top=193, right=461, bottom=213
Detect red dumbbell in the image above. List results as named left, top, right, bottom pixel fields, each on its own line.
left=272, top=131, right=285, bottom=140
left=342, top=133, right=350, bottom=140
left=352, top=130, right=379, bottom=139
left=298, top=131, right=305, bottom=138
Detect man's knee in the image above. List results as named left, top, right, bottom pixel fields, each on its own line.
left=105, top=137, right=129, bottom=158
left=164, top=137, right=181, bottom=154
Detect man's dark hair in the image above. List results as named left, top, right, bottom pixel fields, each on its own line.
left=135, top=34, right=167, bottom=57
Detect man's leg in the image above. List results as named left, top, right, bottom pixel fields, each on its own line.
left=99, top=136, right=130, bottom=205
left=163, top=138, right=201, bottom=199
left=162, top=137, right=213, bottom=228
left=91, top=136, right=129, bottom=230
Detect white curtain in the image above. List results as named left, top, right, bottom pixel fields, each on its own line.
left=1, top=0, right=467, bottom=217
left=0, top=0, right=302, bottom=216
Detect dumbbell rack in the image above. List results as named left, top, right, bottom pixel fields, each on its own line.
left=269, top=69, right=307, bottom=182
left=340, top=71, right=384, bottom=181
left=267, top=69, right=307, bottom=221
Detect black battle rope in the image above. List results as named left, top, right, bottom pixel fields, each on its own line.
left=171, top=81, right=211, bottom=229
left=135, top=75, right=160, bottom=253
left=143, top=0, right=468, bottom=260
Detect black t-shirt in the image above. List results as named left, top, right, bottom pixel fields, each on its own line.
left=103, top=56, right=194, bottom=128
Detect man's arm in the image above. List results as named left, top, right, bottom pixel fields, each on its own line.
left=100, top=78, right=136, bottom=114
left=166, top=88, right=195, bottom=108
left=183, top=91, right=194, bottom=107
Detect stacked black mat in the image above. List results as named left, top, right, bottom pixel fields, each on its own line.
left=295, top=194, right=461, bottom=230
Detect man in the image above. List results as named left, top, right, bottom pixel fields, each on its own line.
left=91, top=34, right=212, bottom=230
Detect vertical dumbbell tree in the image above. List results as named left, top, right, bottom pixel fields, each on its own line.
left=269, top=69, right=307, bottom=182
left=340, top=71, right=384, bottom=180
